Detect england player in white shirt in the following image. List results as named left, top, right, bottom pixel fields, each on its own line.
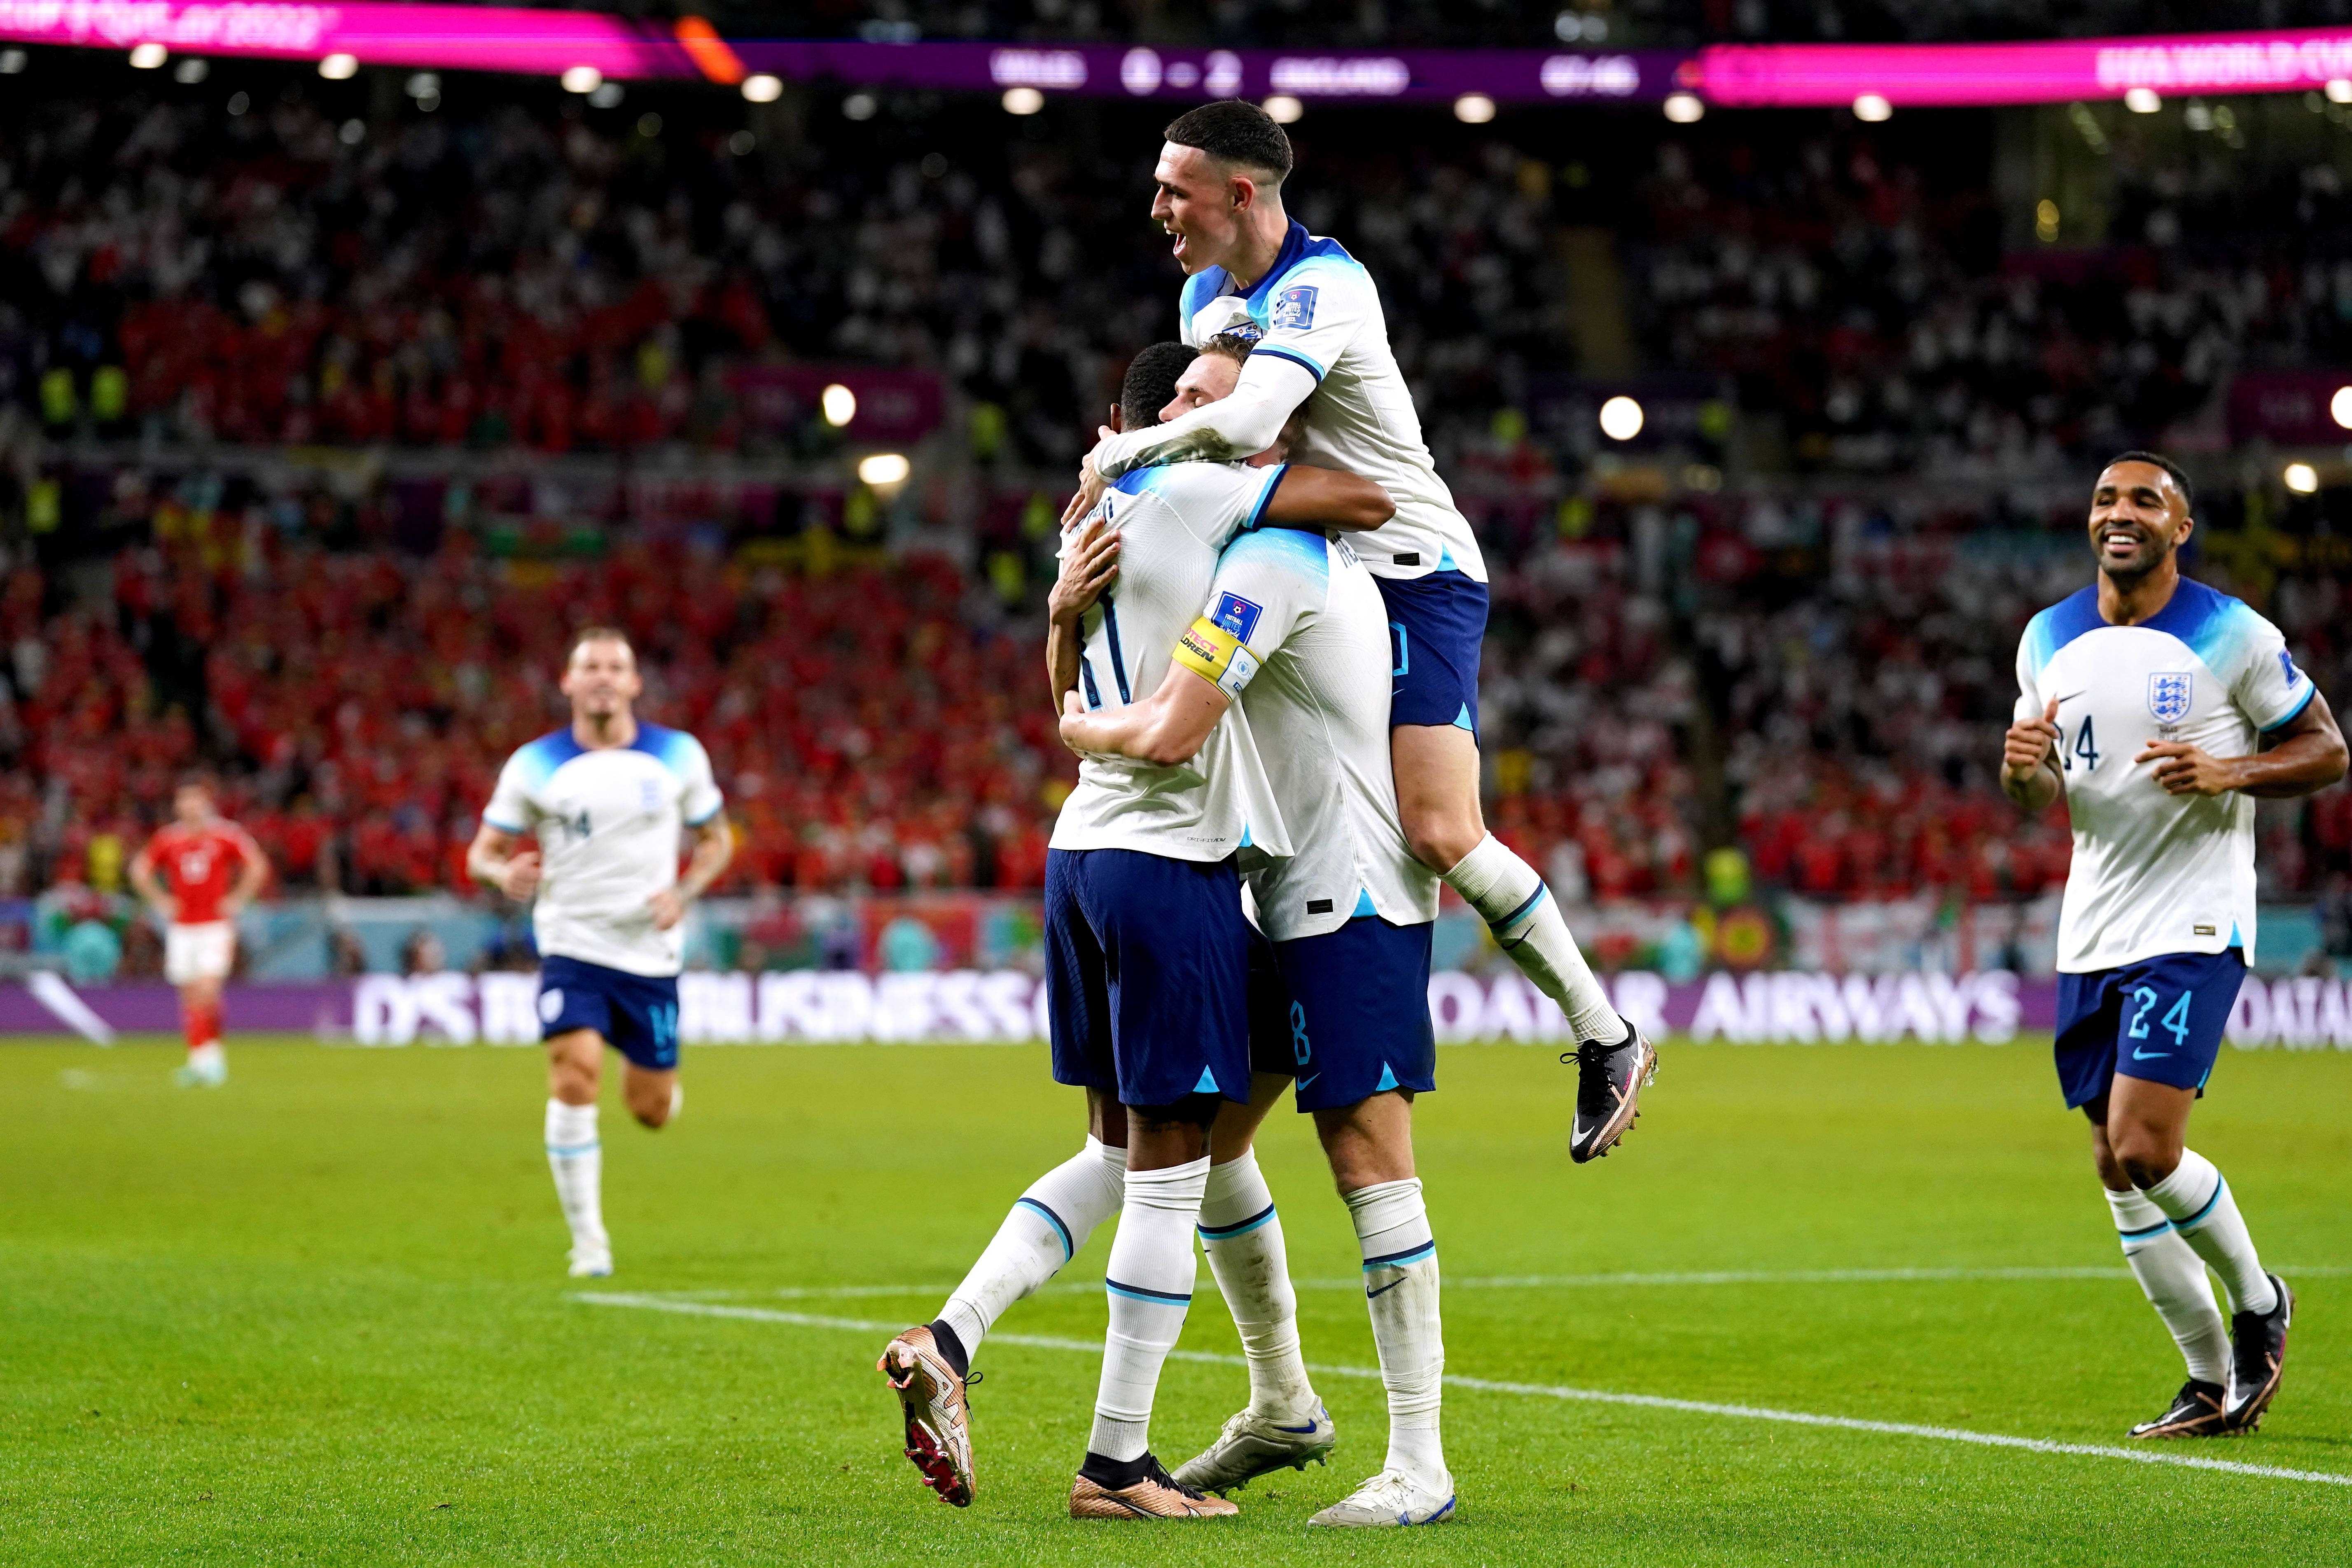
left=466, top=629, right=733, bottom=1278
left=876, top=344, right=1394, bottom=1521
left=1071, top=100, right=1652, bottom=1159
left=2003, top=452, right=2344, bottom=1439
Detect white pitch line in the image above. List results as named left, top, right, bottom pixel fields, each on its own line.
left=571, top=1291, right=2352, bottom=1490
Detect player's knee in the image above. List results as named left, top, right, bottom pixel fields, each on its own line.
left=1401, top=809, right=1479, bottom=874
left=631, top=1100, right=670, bottom=1129
left=2110, top=1130, right=2179, bottom=1189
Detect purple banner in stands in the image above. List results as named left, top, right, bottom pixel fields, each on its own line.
left=2228, top=369, right=2352, bottom=446
left=731, top=41, right=1692, bottom=105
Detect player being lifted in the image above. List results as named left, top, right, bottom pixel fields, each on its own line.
left=1073, top=100, right=1653, bottom=1156
left=129, top=773, right=268, bottom=1087
left=2002, top=452, right=2344, bottom=1439
left=877, top=343, right=1394, bottom=1520
left=467, top=629, right=733, bottom=1278
left=1063, top=332, right=1459, bottom=1526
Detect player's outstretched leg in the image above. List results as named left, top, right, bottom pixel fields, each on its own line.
left=544, top=1098, right=610, bottom=1277
left=1310, top=1176, right=1454, bottom=1528
left=1070, top=1149, right=1236, bottom=1519
left=2106, top=1185, right=2230, bottom=1437
left=1175, top=1148, right=1335, bottom=1493
left=880, top=1133, right=1128, bottom=1507
left=2137, top=1150, right=2289, bottom=1430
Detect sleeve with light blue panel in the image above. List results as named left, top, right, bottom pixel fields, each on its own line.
left=1172, top=526, right=1330, bottom=699
left=631, top=723, right=724, bottom=825
left=1124, top=461, right=1290, bottom=549
left=2217, top=601, right=2315, bottom=732
left=483, top=730, right=580, bottom=833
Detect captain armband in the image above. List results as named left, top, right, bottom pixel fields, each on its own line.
left=1173, top=617, right=1262, bottom=700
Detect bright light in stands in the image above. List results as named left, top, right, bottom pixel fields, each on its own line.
left=728, top=130, right=756, bottom=155
left=2333, top=386, right=2352, bottom=429
left=1263, top=95, right=1303, bottom=124
left=227, top=90, right=249, bottom=114
left=2331, top=79, right=2352, bottom=105
left=339, top=119, right=366, bottom=146
left=2124, top=87, right=2161, bottom=113
left=589, top=81, right=624, bottom=108
left=174, top=58, right=208, bottom=84
left=1663, top=92, right=1704, bottom=123
left=843, top=92, right=878, bottom=119
left=1002, top=86, right=1045, bottom=115
left=319, top=54, right=358, bottom=80
left=0, top=49, right=23, bottom=74
left=561, top=65, right=602, bottom=94
left=858, top=453, right=912, bottom=487
left=129, top=43, right=166, bottom=70
left=743, top=73, right=783, bottom=103
left=406, top=72, right=439, bottom=97
left=2286, top=463, right=2322, bottom=494
left=821, top=384, right=858, bottom=427
left=1599, top=396, right=1644, bottom=440
left=1853, top=94, right=1892, bottom=122
left=1454, top=93, right=1496, bottom=124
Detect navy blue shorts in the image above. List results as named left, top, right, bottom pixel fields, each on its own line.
left=1245, top=915, right=1436, bottom=1113
left=2054, top=949, right=2245, bottom=1109
left=1376, top=570, right=1487, bottom=735
left=538, top=954, right=681, bottom=1071
left=1044, top=847, right=1252, bottom=1108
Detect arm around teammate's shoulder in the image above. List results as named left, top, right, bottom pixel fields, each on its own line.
left=1259, top=465, right=1393, bottom=534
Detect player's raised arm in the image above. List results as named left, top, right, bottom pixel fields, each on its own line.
left=1086, top=350, right=1317, bottom=477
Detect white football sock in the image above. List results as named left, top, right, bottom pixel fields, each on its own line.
left=2106, top=1185, right=2228, bottom=1384
left=544, top=1099, right=607, bottom=1258
left=1347, top=1177, right=1447, bottom=1486
left=1198, top=1151, right=1316, bottom=1421
left=186, top=1042, right=225, bottom=1073
left=1443, top=834, right=1620, bottom=1042
left=2143, top=1150, right=2277, bottom=1317
left=1087, top=1154, right=1208, bottom=1464
left=937, top=1136, right=1128, bottom=1358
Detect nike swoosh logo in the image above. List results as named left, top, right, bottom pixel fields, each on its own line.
left=1273, top=1420, right=1322, bottom=1434
left=2053, top=691, right=2086, bottom=704
left=2131, top=1046, right=2172, bottom=1060
left=1366, top=1278, right=1406, bottom=1300
left=1296, top=1073, right=1320, bottom=1090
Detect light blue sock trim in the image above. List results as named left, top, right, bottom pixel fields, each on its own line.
left=546, top=1142, right=600, bottom=1157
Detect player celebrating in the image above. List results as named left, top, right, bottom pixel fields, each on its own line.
left=466, top=629, right=733, bottom=1279
left=129, top=773, right=267, bottom=1087
left=876, top=344, right=1393, bottom=1520
left=2002, top=451, right=2345, bottom=1438
left=1074, top=100, right=1652, bottom=1157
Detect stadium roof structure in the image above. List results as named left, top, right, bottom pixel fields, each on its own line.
left=7, top=5, right=2352, bottom=112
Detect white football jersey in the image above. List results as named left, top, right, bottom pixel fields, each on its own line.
left=1174, top=526, right=1439, bottom=941
left=2013, top=578, right=2314, bottom=972
left=483, top=722, right=723, bottom=976
left=1174, top=222, right=1486, bottom=586
left=1051, top=463, right=1291, bottom=864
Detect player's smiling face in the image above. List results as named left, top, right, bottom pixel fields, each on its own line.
left=2087, top=460, right=2192, bottom=580
left=1151, top=142, right=1243, bottom=275
left=561, top=637, right=642, bottom=721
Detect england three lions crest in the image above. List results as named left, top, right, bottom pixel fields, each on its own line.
left=2148, top=671, right=2193, bottom=724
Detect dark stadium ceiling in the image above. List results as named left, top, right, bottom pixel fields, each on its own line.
left=570, top=2, right=2352, bottom=50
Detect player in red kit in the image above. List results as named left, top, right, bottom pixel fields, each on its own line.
left=129, top=775, right=269, bottom=1087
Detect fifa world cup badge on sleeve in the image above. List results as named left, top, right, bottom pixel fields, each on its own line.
left=2147, top=672, right=2192, bottom=725
left=1272, top=284, right=1318, bottom=331
left=1210, top=592, right=1263, bottom=642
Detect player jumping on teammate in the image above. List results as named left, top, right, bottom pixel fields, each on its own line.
left=467, top=629, right=733, bottom=1279
left=1069, top=100, right=1653, bottom=1157
left=2002, top=451, right=2345, bottom=1439
left=130, top=773, right=268, bottom=1087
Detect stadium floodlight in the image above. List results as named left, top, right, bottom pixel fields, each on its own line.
left=1454, top=93, right=1496, bottom=125
left=2124, top=87, right=2161, bottom=113
left=1663, top=92, right=1704, bottom=124
left=406, top=72, right=439, bottom=98
left=175, top=57, right=209, bottom=84
left=2332, top=79, right=2352, bottom=105
left=588, top=81, right=624, bottom=109
left=0, top=49, right=23, bottom=74
left=1002, top=86, right=1045, bottom=115
left=743, top=73, right=783, bottom=103
left=2285, top=462, right=2321, bottom=494
left=129, top=43, right=168, bottom=70
left=1854, top=93, right=1892, bottom=122
left=2333, top=386, right=2352, bottom=430
left=1263, top=95, right=1304, bottom=124
left=339, top=119, right=366, bottom=145
left=1599, top=395, right=1644, bottom=441
left=843, top=91, right=878, bottom=119
left=859, top=453, right=912, bottom=487
left=561, top=65, right=602, bottom=94
left=319, top=53, right=358, bottom=80
left=821, top=384, right=858, bottom=428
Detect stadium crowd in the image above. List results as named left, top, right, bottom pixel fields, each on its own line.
left=5, top=71, right=2352, bottom=916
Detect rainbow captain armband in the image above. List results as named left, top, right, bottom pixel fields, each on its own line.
left=1174, top=617, right=1263, bottom=699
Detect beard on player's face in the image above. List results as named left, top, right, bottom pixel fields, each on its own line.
left=2088, top=509, right=2175, bottom=580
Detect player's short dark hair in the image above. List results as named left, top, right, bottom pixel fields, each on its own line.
left=1163, top=100, right=1293, bottom=185
left=2102, top=450, right=2194, bottom=514
left=568, top=626, right=634, bottom=661
left=175, top=769, right=217, bottom=795
left=1199, top=331, right=1255, bottom=366
left=1119, top=341, right=1198, bottom=429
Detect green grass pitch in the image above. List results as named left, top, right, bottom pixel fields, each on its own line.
left=4, top=1034, right=2349, bottom=1564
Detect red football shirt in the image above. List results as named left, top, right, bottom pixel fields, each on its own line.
left=146, top=821, right=259, bottom=925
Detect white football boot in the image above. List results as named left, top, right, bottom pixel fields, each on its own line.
left=1171, top=1402, right=1337, bottom=1493
left=1307, top=1468, right=1456, bottom=1528
left=567, top=1243, right=613, bottom=1278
